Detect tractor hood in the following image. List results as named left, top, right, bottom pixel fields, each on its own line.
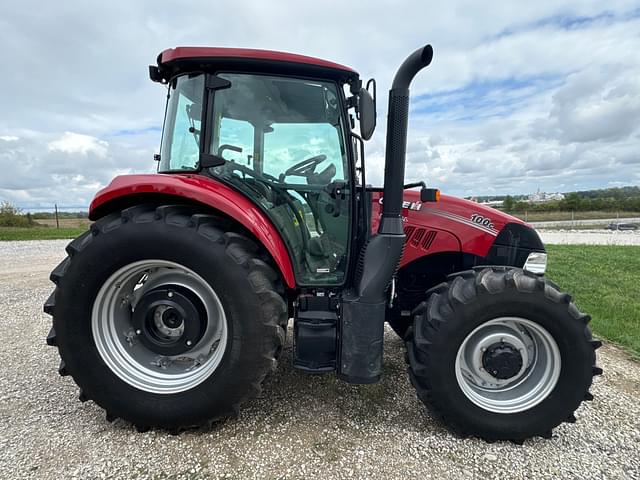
left=371, top=190, right=539, bottom=263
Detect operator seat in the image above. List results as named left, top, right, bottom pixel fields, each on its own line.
left=306, top=163, right=336, bottom=185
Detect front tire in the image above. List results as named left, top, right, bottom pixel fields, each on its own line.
left=44, top=204, right=287, bottom=431
left=407, top=267, right=602, bottom=442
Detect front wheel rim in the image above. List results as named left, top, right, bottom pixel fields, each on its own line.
left=455, top=317, right=561, bottom=413
left=92, top=260, right=227, bottom=394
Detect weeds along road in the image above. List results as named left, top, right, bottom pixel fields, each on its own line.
left=1, top=240, right=639, bottom=479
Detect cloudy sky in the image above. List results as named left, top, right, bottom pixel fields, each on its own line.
left=1, top=0, right=639, bottom=209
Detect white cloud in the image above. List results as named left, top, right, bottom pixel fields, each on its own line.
left=548, top=66, right=640, bottom=144
left=48, top=132, right=109, bottom=158
left=0, top=0, right=638, bottom=207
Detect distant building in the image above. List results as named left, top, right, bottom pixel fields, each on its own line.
left=528, top=189, right=565, bottom=203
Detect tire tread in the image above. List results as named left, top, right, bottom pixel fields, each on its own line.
left=406, top=266, right=602, bottom=443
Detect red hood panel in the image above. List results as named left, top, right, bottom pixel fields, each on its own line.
left=371, top=191, right=526, bottom=263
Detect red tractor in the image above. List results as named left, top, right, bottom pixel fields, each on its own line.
left=45, top=44, right=601, bottom=442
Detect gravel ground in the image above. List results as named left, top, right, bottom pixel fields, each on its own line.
left=1, top=240, right=639, bottom=480
left=537, top=229, right=640, bottom=246
left=530, top=217, right=640, bottom=228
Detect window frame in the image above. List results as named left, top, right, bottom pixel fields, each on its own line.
left=158, top=74, right=205, bottom=173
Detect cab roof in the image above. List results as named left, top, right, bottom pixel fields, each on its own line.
left=151, top=47, right=359, bottom=84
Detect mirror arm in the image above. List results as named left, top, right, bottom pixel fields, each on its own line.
left=403, top=181, right=426, bottom=189
left=346, top=95, right=359, bottom=115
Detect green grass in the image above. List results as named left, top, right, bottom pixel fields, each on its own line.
left=546, top=244, right=640, bottom=358
left=0, top=226, right=87, bottom=241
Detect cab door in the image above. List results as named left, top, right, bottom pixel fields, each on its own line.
left=205, top=73, right=353, bottom=286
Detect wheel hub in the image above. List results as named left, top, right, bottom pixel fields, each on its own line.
left=132, top=286, right=207, bottom=356
left=455, top=317, right=561, bottom=413
left=159, top=306, right=184, bottom=330
left=92, top=260, right=228, bottom=394
left=482, top=343, right=523, bottom=380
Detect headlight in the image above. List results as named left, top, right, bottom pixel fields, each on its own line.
left=523, top=252, right=547, bottom=274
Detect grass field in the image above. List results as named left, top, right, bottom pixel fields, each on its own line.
left=0, top=217, right=90, bottom=241
left=546, top=244, right=640, bottom=359
left=0, top=226, right=87, bottom=241
left=34, top=218, right=91, bottom=228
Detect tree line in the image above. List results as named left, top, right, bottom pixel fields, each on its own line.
left=502, top=186, right=640, bottom=213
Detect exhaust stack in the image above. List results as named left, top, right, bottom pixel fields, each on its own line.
left=338, top=45, right=433, bottom=385
left=353, top=44, right=434, bottom=301
left=379, top=44, right=433, bottom=234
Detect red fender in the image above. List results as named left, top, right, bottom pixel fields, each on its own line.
left=89, top=174, right=296, bottom=288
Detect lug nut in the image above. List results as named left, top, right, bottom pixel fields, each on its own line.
left=135, top=329, right=142, bottom=335
left=167, top=291, right=174, bottom=298
left=186, top=340, right=192, bottom=346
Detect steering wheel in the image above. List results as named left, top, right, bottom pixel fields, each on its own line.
left=280, top=155, right=326, bottom=182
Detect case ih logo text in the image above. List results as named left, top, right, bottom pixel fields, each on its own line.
left=379, top=197, right=423, bottom=211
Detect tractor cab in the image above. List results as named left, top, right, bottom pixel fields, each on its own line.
left=151, top=48, right=368, bottom=286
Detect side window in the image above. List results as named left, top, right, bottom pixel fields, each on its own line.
left=216, top=118, right=254, bottom=164
left=159, top=75, right=204, bottom=171
left=263, top=123, right=345, bottom=182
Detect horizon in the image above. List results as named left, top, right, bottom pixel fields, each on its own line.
left=11, top=184, right=640, bottom=212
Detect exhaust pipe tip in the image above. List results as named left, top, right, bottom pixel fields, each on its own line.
left=421, top=45, right=434, bottom=65
left=391, top=44, right=433, bottom=91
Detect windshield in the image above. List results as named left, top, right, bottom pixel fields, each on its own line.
left=159, top=74, right=204, bottom=172
left=209, top=74, right=347, bottom=179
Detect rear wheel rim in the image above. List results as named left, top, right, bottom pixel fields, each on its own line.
left=92, top=260, right=227, bottom=394
left=454, top=317, right=561, bottom=413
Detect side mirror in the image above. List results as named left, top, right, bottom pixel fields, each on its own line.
left=358, top=87, right=376, bottom=140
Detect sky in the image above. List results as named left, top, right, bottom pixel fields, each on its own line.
left=0, top=0, right=639, bottom=209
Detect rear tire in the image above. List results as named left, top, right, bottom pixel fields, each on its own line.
left=44, top=204, right=287, bottom=431
left=406, top=267, right=602, bottom=442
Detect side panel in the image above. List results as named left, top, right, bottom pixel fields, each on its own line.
left=89, top=174, right=296, bottom=288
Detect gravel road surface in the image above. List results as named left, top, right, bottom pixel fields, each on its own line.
left=537, top=229, right=640, bottom=246
left=1, top=240, right=639, bottom=479
left=530, top=217, right=640, bottom=228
